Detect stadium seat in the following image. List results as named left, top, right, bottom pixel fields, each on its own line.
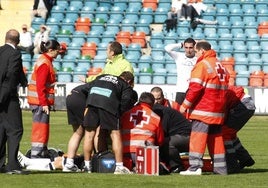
left=128, top=0, right=142, bottom=11
left=127, top=43, right=142, bottom=56
left=87, top=67, right=102, bottom=77
left=143, top=0, right=158, bottom=11
left=73, top=69, right=88, bottom=82
left=244, top=8, right=257, bottom=17
left=263, top=73, right=268, bottom=87
left=109, top=7, right=124, bottom=23
left=75, top=17, right=91, bottom=34
left=95, top=6, right=109, bottom=22
left=125, top=52, right=140, bottom=64
left=86, top=31, right=101, bottom=45
left=149, top=32, right=164, bottom=48
left=56, top=29, right=72, bottom=44
left=192, top=27, right=205, bottom=40
left=61, top=18, right=75, bottom=34
left=98, top=0, right=112, bottom=9
left=72, top=30, right=86, bottom=42
left=81, top=42, right=97, bottom=59
left=91, top=18, right=105, bottom=33
left=116, top=31, right=132, bottom=47
left=217, top=8, right=229, bottom=16
left=131, top=31, right=147, bottom=48
left=91, top=60, right=106, bottom=69
left=106, top=19, right=121, bottom=35
left=158, top=0, right=171, bottom=9
left=258, top=21, right=268, bottom=36
left=166, top=69, right=177, bottom=85
left=164, top=31, right=177, bottom=45
left=228, top=3, right=241, bottom=10
left=248, top=62, right=262, bottom=73
left=204, top=27, right=218, bottom=41
left=152, top=62, right=164, bottom=69
left=113, top=0, right=128, bottom=11
left=221, top=57, right=235, bottom=73
left=121, top=19, right=136, bottom=33
left=101, top=31, right=115, bottom=44
left=215, top=1, right=228, bottom=9
left=57, top=68, right=73, bottom=82
left=235, top=71, right=250, bottom=86
left=140, top=7, right=154, bottom=24
left=61, top=60, right=75, bottom=72
left=154, top=7, right=168, bottom=23
left=65, top=6, right=80, bottom=21
left=249, top=70, right=264, bottom=87
left=247, top=53, right=261, bottom=63
left=79, top=6, right=94, bottom=19
left=69, top=0, right=83, bottom=10
left=242, top=3, right=255, bottom=13
left=136, top=19, right=151, bottom=35
left=50, top=5, right=65, bottom=20
left=31, top=17, right=45, bottom=31
left=52, top=60, right=61, bottom=71
left=124, top=13, right=139, bottom=24
left=153, top=68, right=167, bottom=84
left=83, top=1, right=97, bottom=9
left=139, top=67, right=153, bottom=84
left=229, top=8, right=242, bottom=17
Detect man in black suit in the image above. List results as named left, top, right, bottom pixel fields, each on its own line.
left=0, top=29, right=29, bottom=174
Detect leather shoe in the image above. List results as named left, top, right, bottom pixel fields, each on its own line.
left=6, top=169, right=30, bottom=175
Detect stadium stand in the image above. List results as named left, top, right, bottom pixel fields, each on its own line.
left=20, top=0, right=268, bottom=85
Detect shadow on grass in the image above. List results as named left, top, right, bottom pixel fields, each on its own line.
left=239, top=168, right=268, bottom=173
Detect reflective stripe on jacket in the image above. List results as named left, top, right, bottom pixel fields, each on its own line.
left=121, top=102, right=164, bottom=153
left=182, top=50, right=229, bottom=125
left=27, top=54, right=56, bottom=106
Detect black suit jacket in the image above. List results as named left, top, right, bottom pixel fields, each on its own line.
left=0, top=44, right=28, bottom=105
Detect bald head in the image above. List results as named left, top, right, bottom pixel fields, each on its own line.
left=5, top=29, right=20, bottom=46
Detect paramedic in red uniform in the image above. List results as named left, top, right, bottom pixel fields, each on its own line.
left=179, top=40, right=229, bottom=175
left=121, top=92, right=164, bottom=171
left=222, top=86, right=255, bottom=173
left=151, top=86, right=181, bottom=112
left=27, top=40, right=60, bottom=158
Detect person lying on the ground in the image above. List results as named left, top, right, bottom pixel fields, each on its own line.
left=18, top=150, right=83, bottom=171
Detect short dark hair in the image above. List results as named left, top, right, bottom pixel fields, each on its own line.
left=195, top=41, right=211, bottom=51
left=109, top=41, right=123, bottom=55
left=139, top=92, right=155, bottom=107
left=184, top=37, right=196, bottom=45
left=120, top=71, right=134, bottom=84
left=40, top=40, right=60, bottom=53
left=150, top=86, right=164, bottom=97
left=5, top=29, right=20, bottom=45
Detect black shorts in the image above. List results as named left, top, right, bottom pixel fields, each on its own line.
left=66, top=91, right=86, bottom=126
left=83, top=106, right=119, bottom=131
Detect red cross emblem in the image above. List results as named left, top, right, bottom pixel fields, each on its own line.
left=215, top=62, right=226, bottom=81
left=130, top=110, right=150, bottom=128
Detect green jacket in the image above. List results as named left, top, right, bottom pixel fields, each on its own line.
left=86, top=54, right=134, bottom=83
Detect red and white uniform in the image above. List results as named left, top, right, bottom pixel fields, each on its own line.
left=162, top=98, right=181, bottom=112
left=181, top=49, right=229, bottom=174
left=121, top=102, right=164, bottom=154
left=27, top=53, right=56, bottom=158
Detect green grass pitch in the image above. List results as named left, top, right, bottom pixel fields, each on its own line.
left=1, top=111, right=267, bottom=188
